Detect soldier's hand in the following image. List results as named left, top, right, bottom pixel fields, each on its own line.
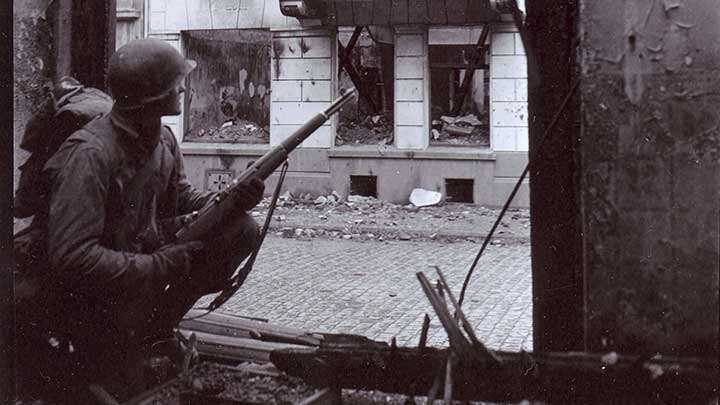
left=156, top=241, right=205, bottom=280
left=232, top=177, right=265, bottom=212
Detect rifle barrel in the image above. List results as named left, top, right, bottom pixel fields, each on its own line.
left=175, top=88, right=356, bottom=243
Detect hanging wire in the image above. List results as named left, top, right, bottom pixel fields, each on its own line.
left=457, top=80, right=579, bottom=308
left=181, top=161, right=291, bottom=322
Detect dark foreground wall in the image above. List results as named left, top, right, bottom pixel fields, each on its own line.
left=580, top=0, right=719, bottom=355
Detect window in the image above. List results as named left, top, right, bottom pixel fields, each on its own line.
left=428, top=32, right=490, bottom=147
left=336, top=27, right=395, bottom=146
left=182, top=29, right=271, bottom=144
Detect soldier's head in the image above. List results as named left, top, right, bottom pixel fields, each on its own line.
left=108, top=38, right=196, bottom=116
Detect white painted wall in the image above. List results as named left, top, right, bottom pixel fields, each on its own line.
left=270, top=29, right=335, bottom=148
left=490, top=25, right=528, bottom=152
left=394, top=26, right=428, bottom=150
left=147, top=0, right=300, bottom=143
left=147, top=0, right=298, bottom=33
left=148, top=0, right=529, bottom=152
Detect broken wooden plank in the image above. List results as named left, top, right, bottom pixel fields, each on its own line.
left=418, top=313, right=430, bottom=349
left=297, top=387, right=342, bottom=405
left=271, top=346, right=719, bottom=403
left=180, top=309, right=323, bottom=346
left=417, top=272, right=481, bottom=363
left=432, top=267, right=501, bottom=366
left=451, top=23, right=491, bottom=115
left=181, top=330, right=306, bottom=364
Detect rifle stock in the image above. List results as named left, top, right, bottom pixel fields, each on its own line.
left=176, top=88, right=356, bottom=243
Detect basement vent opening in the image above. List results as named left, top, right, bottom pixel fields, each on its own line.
left=445, top=178, right=474, bottom=203
left=350, top=175, right=378, bottom=198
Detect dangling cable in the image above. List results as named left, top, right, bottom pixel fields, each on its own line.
left=457, top=80, right=579, bottom=308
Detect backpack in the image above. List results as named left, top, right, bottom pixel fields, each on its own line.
left=14, top=78, right=113, bottom=309
left=14, top=77, right=113, bottom=219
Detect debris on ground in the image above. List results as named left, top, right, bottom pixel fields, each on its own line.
left=336, top=112, right=394, bottom=146
left=253, top=192, right=530, bottom=244
left=430, top=113, right=490, bottom=146
left=187, top=118, right=269, bottom=144
left=142, top=362, right=317, bottom=404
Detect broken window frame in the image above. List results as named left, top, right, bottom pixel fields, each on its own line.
left=334, top=26, right=395, bottom=148
left=428, top=26, right=491, bottom=148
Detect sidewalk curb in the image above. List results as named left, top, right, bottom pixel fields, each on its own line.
left=267, top=221, right=530, bottom=243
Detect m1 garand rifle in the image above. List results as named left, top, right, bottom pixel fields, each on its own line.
left=175, top=87, right=355, bottom=244
left=176, top=88, right=357, bottom=313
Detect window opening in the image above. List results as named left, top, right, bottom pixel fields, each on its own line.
left=445, top=178, right=474, bottom=203
left=336, top=26, right=394, bottom=147
left=350, top=175, right=378, bottom=198
left=429, top=41, right=490, bottom=147
left=182, top=29, right=271, bottom=144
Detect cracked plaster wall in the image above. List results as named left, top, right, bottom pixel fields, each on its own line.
left=580, top=0, right=719, bottom=355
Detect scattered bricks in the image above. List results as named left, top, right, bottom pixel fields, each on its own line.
left=440, top=115, right=456, bottom=124
left=454, top=114, right=482, bottom=126
left=444, top=124, right=474, bottom=136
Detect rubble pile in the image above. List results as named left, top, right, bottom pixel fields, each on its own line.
left=431, top=113, right=489, bottom=146
left=188, top=118, right=270, bottom=143
left=252, top=191, right=531, bottom=243
left=336, top=113, right=394, bottom=146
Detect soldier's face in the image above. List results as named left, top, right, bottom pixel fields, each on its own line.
left=160, top=83, right=185, bottom=116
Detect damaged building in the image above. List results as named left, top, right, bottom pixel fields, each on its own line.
left=11, top=0, right=718, bottom=403
left=137, top=0, right=528, bottom=204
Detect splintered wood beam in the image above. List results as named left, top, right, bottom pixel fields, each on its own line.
left=179, top=310, right=323, bottom=347
left=178, top=330, right=306, bottom=364
left=432, top=267, right=502, bottom=366
left=417, top=272, right=475, bottom=358
left=451, top=23, right=492, bottom=116
left=338, top=26, right=379, bottom=113
left=418, top=314, right=431, bottom=349
left=270, top=346, right=719, bottom=403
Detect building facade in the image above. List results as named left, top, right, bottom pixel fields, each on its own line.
left=141, top=0, right=529, bottom=206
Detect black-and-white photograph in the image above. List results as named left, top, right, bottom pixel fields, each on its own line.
left=7, top=0, right=718, bottom=404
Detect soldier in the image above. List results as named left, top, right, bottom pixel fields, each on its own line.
left=15, top=38, right=265, bottom=403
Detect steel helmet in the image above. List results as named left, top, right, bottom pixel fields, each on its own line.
left=108, top=38, right=196, bottom=109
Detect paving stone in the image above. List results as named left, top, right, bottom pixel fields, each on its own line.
left=217, top=235, right=532, bottom=352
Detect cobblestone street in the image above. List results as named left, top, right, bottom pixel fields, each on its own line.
left=217, top=236, right=533, bottom=352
